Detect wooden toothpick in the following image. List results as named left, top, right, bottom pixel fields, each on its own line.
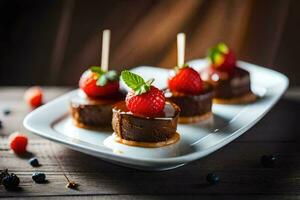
left=177, top=33, right=186, bottom=67
left=101, top=29, right=111, bottom=71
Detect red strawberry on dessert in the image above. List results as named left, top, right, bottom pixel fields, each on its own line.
left=111, top=70, right=180, bottom=147
left=79, top=66, right=119, bottom=98
left=202, top=43, right=256, bottom=104
left=168, top=66, right=203, bottom=95
left=166, top=65, right=213, bottom=124
left=126, top=86, right=165, bottom=117
left=121, top=70, right=165, bottom=117
left=70, top=66, right=125, bottom=129
left=208, top=43, right=236, bottom=71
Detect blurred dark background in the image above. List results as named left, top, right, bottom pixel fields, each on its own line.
left=0, top=0, right=299, bottom=86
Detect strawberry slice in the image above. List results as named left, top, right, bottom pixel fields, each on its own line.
left=121, top=70, right=165, bottom=117
left=208, top=43, right=236, bottom=71
left=79, top=66, right=119, bottom=98
left=168, top=66, right=203, bottom=95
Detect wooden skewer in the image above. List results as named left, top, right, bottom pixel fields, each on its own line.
left=177, top=33, right=186, bottom=67
left=101, top=29, right=111, bottom=71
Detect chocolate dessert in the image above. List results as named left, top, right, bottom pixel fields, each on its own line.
left=112, top=70, right=181, bottom=147
left=165, top=83, right=213, bottom=123
left=112, top=101, right=180, bottom=147
left=70, top=66, right=124, bottom=129
left=70, top=92, right=124, bottom=129
left=204, top=43, right=256, bottom=104
left=167, top=66, right=213, bottom=124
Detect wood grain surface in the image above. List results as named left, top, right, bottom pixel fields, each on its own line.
left=0, top=87, right=299, bottom=199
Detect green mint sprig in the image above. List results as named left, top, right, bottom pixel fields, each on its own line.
left=207, top=42, right=228, bottom=64
left=121, top=70, right=154, bottom=95
left=90, top=66, right=118, bottom=86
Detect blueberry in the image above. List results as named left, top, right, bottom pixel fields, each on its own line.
left=0, top=120, right=2, bottom=129
left=3, top=109, right=11, bottom=116
left=32, top=172, right=46, bottom=183
left=1, top=173, right=20, bottom=189
left=28, top=157, right=39, bottom=167
left=206, top=173, right=220, bottom=185
left=261, top=155, right=277, bottom=167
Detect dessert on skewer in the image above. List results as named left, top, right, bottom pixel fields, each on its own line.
left=70, top=29, right=124, bottom=129
left=112, top=70, right=180, bottom=148
left=201, top=43, right=256, bottom=104
left=166, top=33, right=213, bottom=124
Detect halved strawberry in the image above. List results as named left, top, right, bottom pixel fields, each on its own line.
left=121, top=70, right=165, bottom=117
left=208, top=43, right=236, bottom=71
left=168, top=66, right=203, bottom=95
left=79, top=66, right=119, bottom=98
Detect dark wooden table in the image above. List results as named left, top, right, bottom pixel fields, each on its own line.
left=0, top=87, right=299, bottom=199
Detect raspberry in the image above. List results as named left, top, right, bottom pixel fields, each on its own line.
left=126, top=86, right=165, bottom=117
left=168, top=67, right=203, bottom=95
left=9, top=132, right=28, bottom=154
left=24, top=86, right=43, bottom=108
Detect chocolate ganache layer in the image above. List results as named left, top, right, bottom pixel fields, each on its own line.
left=70, top=91, right=124, bottom=128
left=112, top=101, right=180, bottom=143
left=201, top=67, right=252, bottom=99
left=165, top=83, right=213, bottom=118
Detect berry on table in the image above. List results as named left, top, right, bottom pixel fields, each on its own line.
left=32, top=172, right=46, bottom=183
left=168, top=66, right=203, bottom=95
left=28, top=157, right=40, bottom=167
left=1, top=173, right=20, bottom=190
left=24, top=86, right=43, bottom=108
left=9, top=132, right=28, bottom=154
left=206, top=173, right=220, bottom=185
left=121, top=70, right=165, bottom=117
left=261, top=155, right=277, bottom=167
left=3, top=108, right=11, bottom=116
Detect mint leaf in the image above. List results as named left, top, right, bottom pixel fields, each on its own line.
left=217, top=42, right=228, bottom=54
left=121, top=70, right=145, bottom=90
left=105, top=70, right=118, bottom=81
left=96, top=75, right=108, bottom=86
left=121, top=70, right=154, bottom=95
left=91, top=66, right=118, bottom=86
left=90, top=66, right=105, bottom=75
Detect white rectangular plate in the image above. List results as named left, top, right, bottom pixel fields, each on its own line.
left=24, top=60, right=288, bottom=171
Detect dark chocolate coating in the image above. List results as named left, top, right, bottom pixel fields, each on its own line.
left=202, top=67, right=251, bottom=99
left=70, top=92, right=124, bottom=127
left=165, top=84, right=213, bottom=117
left=112, top=101, right=180, bottom=143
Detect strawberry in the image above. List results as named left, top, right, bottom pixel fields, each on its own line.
left=121, top=70, right=165, bottom=117
left=208, top=43, right=236, bottom=71
left=79, top=66, right=119, bottom=98
left=168, top=66, right=203, bottom=95
left=24, top=86, right=43, bottom=108
left=9, top=132, right=28, bottom=154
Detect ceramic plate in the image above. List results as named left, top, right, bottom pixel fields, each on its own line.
left=23, top=59, right=288, bottom=171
